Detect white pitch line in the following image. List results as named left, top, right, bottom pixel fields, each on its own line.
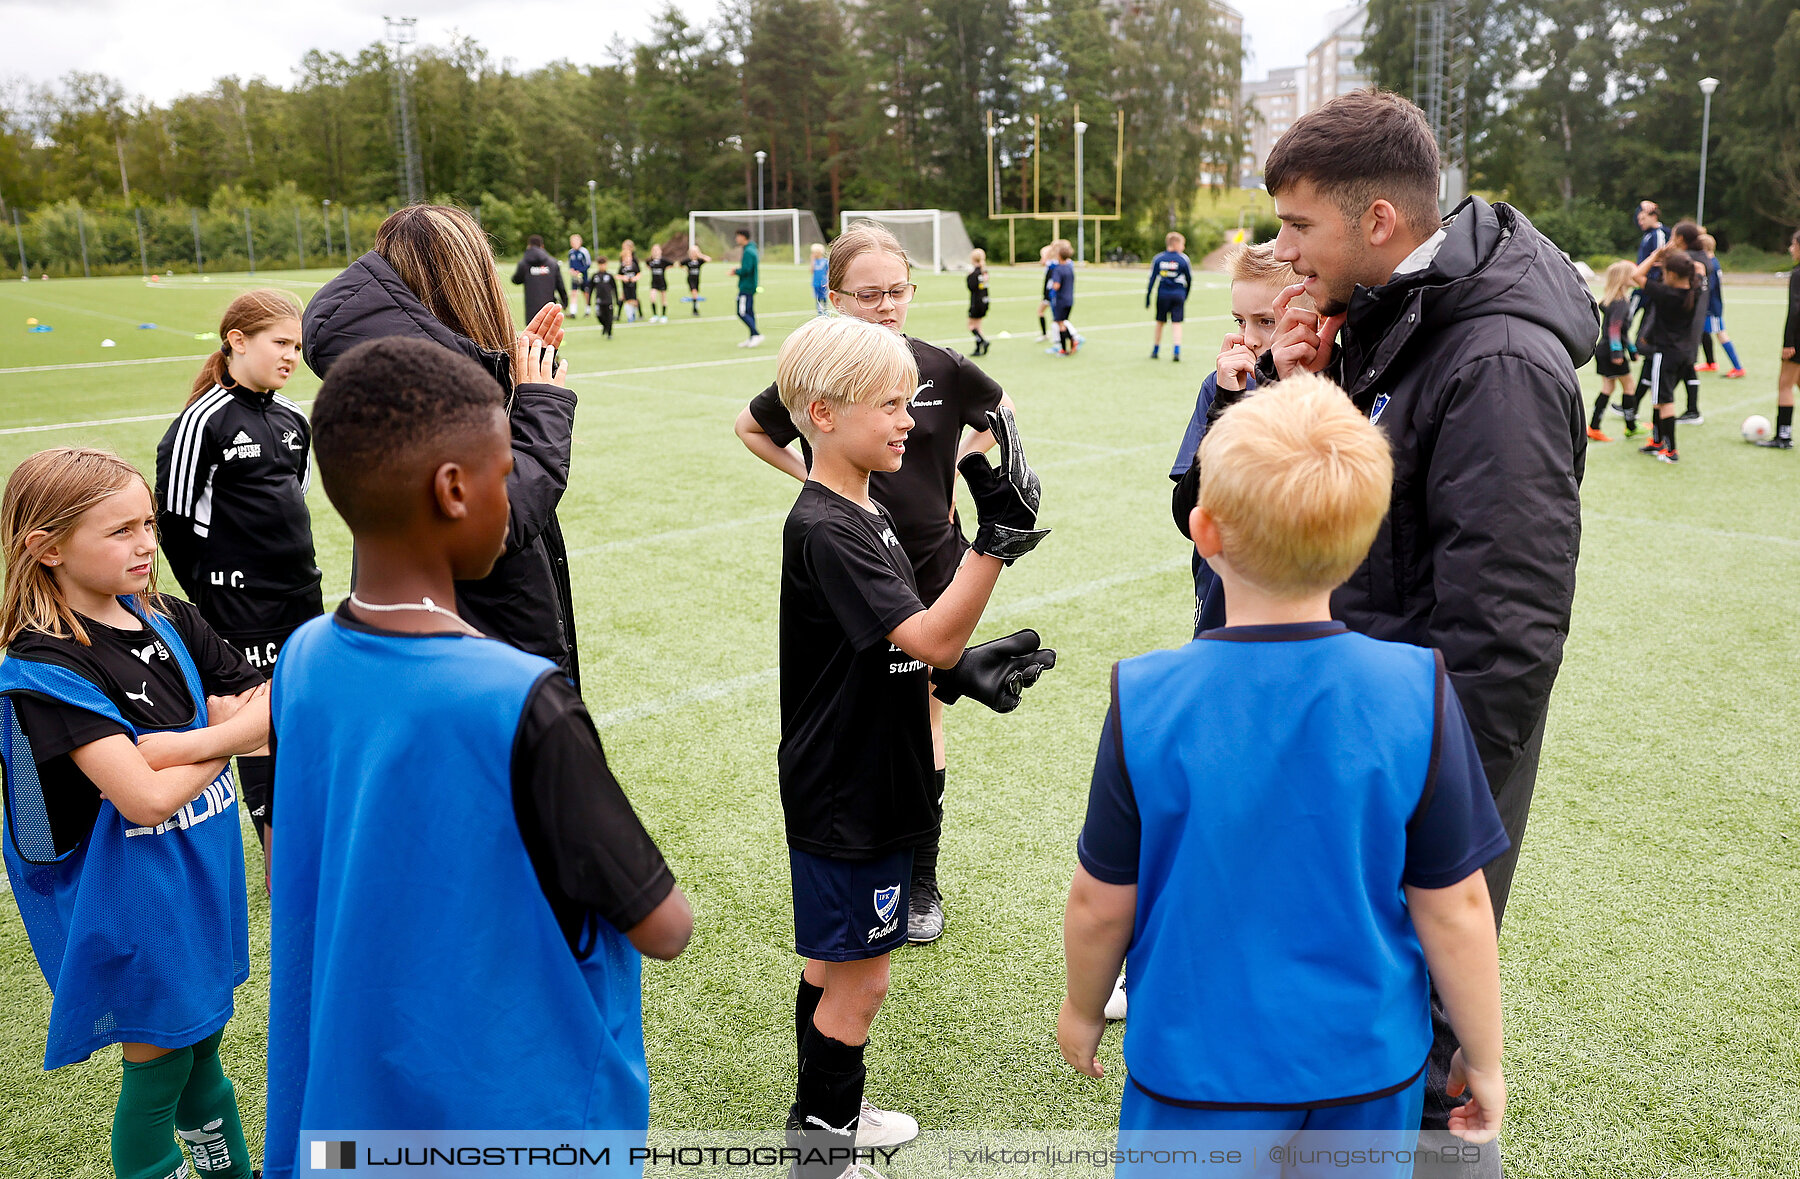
left=0, top=353, right=217, bottom=377
left=1584, top=511, right=1800, bottom=549
left=590, top=554, right=1186, bottom=728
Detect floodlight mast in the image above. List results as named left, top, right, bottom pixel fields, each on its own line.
left=385, top=16, right=423, bottom=206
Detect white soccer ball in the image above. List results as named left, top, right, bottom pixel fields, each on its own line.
left=1742, top=414, right=1772, bottom=443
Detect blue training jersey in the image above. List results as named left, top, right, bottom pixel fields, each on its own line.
left=569, top=246, right=592, bottom=274
left=1148, top=250, right=1192, bottom=303
left=812, top=256, right=829, bottom=291
left=1, top=598, right=248, bottom=1070
left=1093, top=628, right=1506, bottom=1108
left=264, top=616, right=649, bottom=1176
left=1049, top=261, right=1075, bottom=306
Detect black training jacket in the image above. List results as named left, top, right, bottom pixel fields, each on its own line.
left=1251, top=195, right=1598, bottom=798
left=155, top=382, right=321, bottom=599
left=512, top=247, right=569, bottom=321
left=303, top=252, right=582, bottom=688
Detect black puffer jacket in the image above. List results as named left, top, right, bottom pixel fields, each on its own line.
left=303, top=251, right=581, bottom=688
left=1253, top=195, right=1597, bottom=789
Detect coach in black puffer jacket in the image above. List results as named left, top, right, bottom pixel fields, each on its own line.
left=1245, top=194, right=1596, bottom=918
left=303, top=251, right=582, bottom=689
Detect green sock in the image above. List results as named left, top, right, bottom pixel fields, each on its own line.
left=113, top=1047, right=193, bottom=1179
left=175, top=1030, right=253, bottom=1177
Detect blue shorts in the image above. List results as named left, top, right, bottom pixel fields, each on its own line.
left=813, top=284, right=829, bottom=300
left=1050, top=302, right=1074, bottom=323
left=1156, top=298, right=1186, bottom=324
left=1705, top=315, right=1724, bottom=334
left=789, top=847, right=913, bottom=961
left=1117, top=1071, right=1428, bottom=1179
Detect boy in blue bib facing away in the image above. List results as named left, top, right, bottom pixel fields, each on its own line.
left=262, top=335, right=692, bottom=1177
left=1059, top=374, right=1510, bottom=1174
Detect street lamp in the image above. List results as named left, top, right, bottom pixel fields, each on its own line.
left=1073, top=121, right=1088, bottom=263
left=322, top=199, right=333, bottom=262
left=754, top=149, right=767, bottom=254
left=587, top=179, right=598, bottom=245
left=1696, top=77, right=1719, bottom=227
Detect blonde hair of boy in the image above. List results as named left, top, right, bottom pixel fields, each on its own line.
left=1198, top=373, right=1392, bottom=598
left=828, top=223, right=913, bottom=292
left=776, top=316, right=919, bottom=444
left=1600, top=260, right=1635, bottom=306
left=1166, top=231, right=1186, bottom=250
left=0, top=448, right=162, bottom=647
left=970, top=248, right=986, bottom=266
left=1054, top=239, right=1074, bottom=260
left=1224, top=242, right=1302, bottom=290
left=1697, top=233, right=1716, bottom=256
left=810, top=242, right=826, bottom=258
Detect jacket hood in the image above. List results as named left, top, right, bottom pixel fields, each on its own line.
left=1349, top=197, right=1599, bottom=380
left=302, top=251, right=509, bottom=385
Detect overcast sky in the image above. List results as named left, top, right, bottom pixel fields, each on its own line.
left=3, top=0, right=1339, bottom=105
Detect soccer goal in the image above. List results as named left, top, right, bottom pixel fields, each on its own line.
left=687, top=209, right=825, bottom=266
left=839, top=210, right=977, bottom=271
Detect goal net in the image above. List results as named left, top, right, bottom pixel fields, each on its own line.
left=687, top=209, right=825, bottom=266
left=839, top=210, right=976, bottom=272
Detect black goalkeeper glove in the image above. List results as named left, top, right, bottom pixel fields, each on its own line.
left=957, top=406, right=1050, bottom=564
left=931, top=629, right=1057, bottom=713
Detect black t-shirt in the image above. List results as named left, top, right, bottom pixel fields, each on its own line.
left=684, top=258, right=705, bottom=285
left=647, top=257, right=671, bottom=288
left=778, top=482, right=934, bottom=858
left=1641, top=280, right=1699, bottom=359
left=748, top=336, right=1005, bottom=566
left=967, top=269, right=989, bottom=307
left=618, top=258, right=640, bottom=282
left=7, top=595, right=264, bottom=855
left=329, top=605, right=675, bottom=944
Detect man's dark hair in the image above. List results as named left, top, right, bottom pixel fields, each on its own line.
left=735, top=229, right=751, bottom=240
left=312, top=337, right=506, bottom=532
left=528, top=234, right=544, bottom=249
left=1264, top=89, right=1441, bottom=237
left=1670, top=220, right=1702, bottom=248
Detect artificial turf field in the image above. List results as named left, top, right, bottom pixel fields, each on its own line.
left=0, top=259, right=1796, bottom=1178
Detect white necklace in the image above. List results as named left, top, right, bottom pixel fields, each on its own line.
left=348, top=593, right=480, bottom=636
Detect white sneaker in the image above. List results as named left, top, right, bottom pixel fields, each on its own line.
left=855, top=1100, right=918, bottom=1148
left=1104, top=973, right=1128, bottom=1021
left=736, top=338, right=751, bottom=348
left=748, top=334, right=765, bottom=347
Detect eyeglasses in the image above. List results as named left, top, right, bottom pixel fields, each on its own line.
left=836, top=284, right=917, bottom=308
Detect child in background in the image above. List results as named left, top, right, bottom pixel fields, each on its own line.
left=1586, top=260, right=1637, bottom=442
left=619, top=240, right=641, bottom=324
left=1035, top=244, right=1055, bottom=341
left=684, top=246, right=712, bottom=316
left=773, top=315, right=1047, bottom=1172
left=646, top=243, right=672, bottom=323
left=811, top=242, right=830, bottom=316
left=1060, top=376, right=1508, bottom=1175
left=1756, top=227, right=1800, bottom=449
left=1145, top=231, right=1192, bottom=361
left=568, top=234, right=593, bottom=317
left=591, top=256, right=620, bottom=340
left=263, top=336, right=691, bottom=1177
left=1695, top=234, right=1743, bottom=378
left=1626, top=242, right=1699, bottom=461
left=967, top=248, right=991, bottom=355
left=1047, top=239, right=1077, bottom=356
left=156, top=289, right=321, bottom=855
left=2, top=447, right=269, bottom=1179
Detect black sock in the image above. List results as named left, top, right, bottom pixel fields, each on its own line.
left=1702, top=334, right=1714, bottom=365
left=1038, top=315, right=1046, bottom=336
left=1059, top=327, right=1073, bottom=352
left=790, top=1021, right=866, bottom=1179
left=1590, top=392, right=1610, bottom=430
left=795, top=976, right=824, bottom=1058
left=1777, top=405, right=1793, bottom=439
left=1686, top=380, right=1699, bottom=416
left=1663, top=414, right=1676, bottom=451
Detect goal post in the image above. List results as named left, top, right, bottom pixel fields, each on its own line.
left=687, top=209, right=825, bottom=266
left=839, top=210, right=976, bottom=272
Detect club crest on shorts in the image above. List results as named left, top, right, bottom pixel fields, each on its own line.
left=873, top=884, right=900, bottom=925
